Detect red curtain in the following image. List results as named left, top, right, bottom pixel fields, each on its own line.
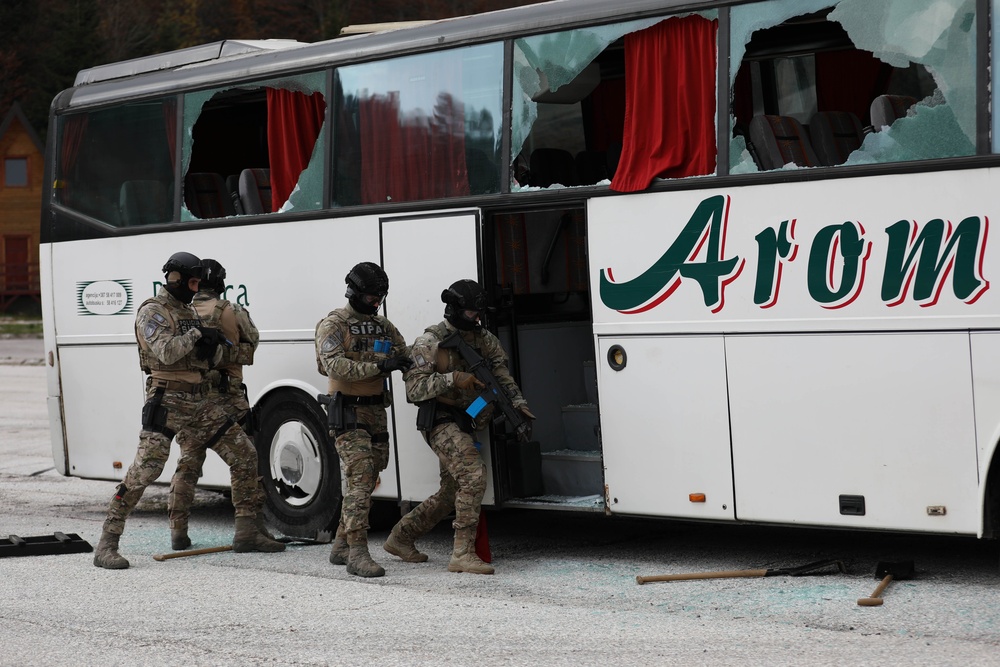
left=162, top=98, right=177, bottom=169
left=357, top=60, right=469, bottom=204
left=611, top=16, right=718, bottom=192
left=267, top=89, right=326, bottom=212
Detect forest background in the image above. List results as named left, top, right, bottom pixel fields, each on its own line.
left=0, top=0, right=545, bottom=142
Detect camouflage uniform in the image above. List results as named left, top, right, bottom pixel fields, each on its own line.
left=168, top=290, right=265, bottom=544
left=315, top=303, right=408, bottom=574
left=99, top=287, right=224, bottom=543
left=389, top=320, right=526, bottom=571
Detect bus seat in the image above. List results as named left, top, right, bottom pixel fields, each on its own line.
left=529, top=148, right=576, bottom=188
left=465, top=148, right=498, bottom=195
left=239, top=168, right=272, bottom=215
left=809, top=111, right=864, bottom=166
left=119, top=180, right=171, bottom=226
left=870, top=94, right=917, bottom=130
left=575, top=150, right=609, bottom=185
left=183, top=172, right=235, bottom=219
left=748, top=115, right=820, bottom=170
left=226, top=174, right=244, bottom=214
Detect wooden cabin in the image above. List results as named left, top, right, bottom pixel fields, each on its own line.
left=0, top=102, right=43, bottom=312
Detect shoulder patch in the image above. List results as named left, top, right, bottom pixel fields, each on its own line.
left=321, top=332, right=343, bottom=353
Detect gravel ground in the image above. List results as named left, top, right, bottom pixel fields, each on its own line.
left=1, top=346, right=999, bottom=666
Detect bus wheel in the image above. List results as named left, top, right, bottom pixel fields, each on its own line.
left=255, top=392, right=341, bottom=539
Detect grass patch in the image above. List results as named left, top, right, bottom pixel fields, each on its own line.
left=0, top=317, right=43, bottom=335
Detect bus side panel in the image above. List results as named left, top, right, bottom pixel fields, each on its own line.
left=728, top=332, right=980, bottom=533
left=599, top=335, right=735, bottom=519
left=971, top=332, right=1000, bottom=534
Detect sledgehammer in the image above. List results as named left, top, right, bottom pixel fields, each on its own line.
left=857, top=560, right=914, bottom=606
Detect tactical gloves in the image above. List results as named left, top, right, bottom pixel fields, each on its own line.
left=194, top=326, right=226, bottom=361
left=453, top=371, right=485, bottom=390
left=377, top=356, right=414, bottom=374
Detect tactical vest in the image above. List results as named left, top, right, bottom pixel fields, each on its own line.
left=317, top=308, right=391, bottom=397
left=134, top=295, right=206, bottom=376
left=193, top=295, right=255, bottom=379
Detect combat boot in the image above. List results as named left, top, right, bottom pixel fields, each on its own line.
left=329, top=526, right=349, bottom=565
left=383, top=522, right=428, bottom=563
left=93, top=530, right=129, bottom=570
left=255, top=512, right=278, bottom=541
left=171, top=527, right=192, bottom=550
left=346, top=530, right=385, bottom=578
left=232, top=516, right=286, bottom=553
left=447, top=527, right=493, bottom=575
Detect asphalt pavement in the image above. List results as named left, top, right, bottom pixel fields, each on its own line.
left=1, top=338, right=999, bottom=666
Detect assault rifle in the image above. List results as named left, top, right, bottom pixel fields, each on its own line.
left=439, top=331, right=532, bottom=443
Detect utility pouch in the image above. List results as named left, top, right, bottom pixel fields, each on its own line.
left=141, top=387, right=173, bottom=437
left=240, top=405, right=260, bottom=437
left=318, top=392, right=345, bottom=435
left=240, top=384, right=259, bottom=436
left=415, top=400, right=437, bottom=432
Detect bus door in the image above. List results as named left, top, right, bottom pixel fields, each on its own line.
left=487, top=206, right=605, bottom=510
left=380, top=210, right=491, bottom=506
left=588, top=194, right=736, bottom=521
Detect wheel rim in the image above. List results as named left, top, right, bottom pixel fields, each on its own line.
left=268, top=419, right=324, bottom=507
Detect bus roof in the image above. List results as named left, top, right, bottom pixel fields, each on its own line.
left=73, top=40, right=308, bottom=87
left=60, top=0, right=714, bottom=110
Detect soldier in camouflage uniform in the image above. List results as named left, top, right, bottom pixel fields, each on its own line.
left=315, top=262, right=412, bottom=577
left=168, top=259, right=284, bottom=554
left=94, top=252, right=234, bottom=569
left=384, top=279, right=534, bottom=575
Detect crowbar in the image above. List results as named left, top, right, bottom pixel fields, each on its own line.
left=636, top=558, right=846, bottom=584
left=857, top=560, right=914, bottom=606
left=153, top=535, right=329, bottom=561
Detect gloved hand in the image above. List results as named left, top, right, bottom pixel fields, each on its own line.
left=516, top=404, right=536, bottom=441
left=377, top=356, right=414, bottom=373
left=194, top=327, right=225, bottom=361
left=453, top=371, right=485, bottom=391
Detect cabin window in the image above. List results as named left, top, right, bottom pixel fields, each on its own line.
left=4, top=158, right=28, bottom=187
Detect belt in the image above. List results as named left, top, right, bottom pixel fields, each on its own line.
left=343, top=394, right=385, bottom=406
left=150, top=379, right=204, bottom=394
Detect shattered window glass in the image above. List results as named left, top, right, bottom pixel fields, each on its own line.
left=730, top=0, right=976, bottom=173
left=181, top=71, right=327, bottom=220
left=512, top=10, right=717, bottom=191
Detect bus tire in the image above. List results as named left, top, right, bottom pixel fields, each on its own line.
left=255, top=391, right=341, bottom=539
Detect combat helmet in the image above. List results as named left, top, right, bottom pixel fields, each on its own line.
left=345, top=262, right=389, bottom=315
left=200, top=259, right=227, bottom=293
left=442, top=279, right=486, bottom=331
left=161, top=251, right=203, bottom=304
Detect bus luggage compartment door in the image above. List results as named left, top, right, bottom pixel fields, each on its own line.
left=598, top=335, right=735, bottom=519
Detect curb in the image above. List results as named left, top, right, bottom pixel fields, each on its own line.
left=0, top=358, right=45, bottom=366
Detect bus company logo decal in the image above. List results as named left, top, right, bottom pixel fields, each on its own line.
left=599, top=194, right=989, bottom=314
left=76, top=280, right=134, bottom=316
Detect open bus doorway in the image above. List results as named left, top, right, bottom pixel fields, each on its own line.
left=486, top=206, right=604, bottom=512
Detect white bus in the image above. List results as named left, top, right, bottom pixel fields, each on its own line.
left=41, top=0, right=1000, bottom=541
